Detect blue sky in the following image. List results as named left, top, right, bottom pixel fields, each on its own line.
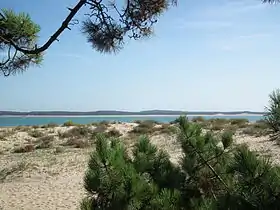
left=1, top=0, right=280, bottom=112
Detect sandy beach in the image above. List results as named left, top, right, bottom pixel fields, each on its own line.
left=0, top=120, right=278, bottom=210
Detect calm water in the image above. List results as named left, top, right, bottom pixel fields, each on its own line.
left=0, top=115, right=264, bottom=127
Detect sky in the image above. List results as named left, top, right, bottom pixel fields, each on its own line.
left=1, top=0, right=280, bottom=112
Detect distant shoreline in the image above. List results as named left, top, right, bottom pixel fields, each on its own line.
left=0, top=114, right=264, bottom=118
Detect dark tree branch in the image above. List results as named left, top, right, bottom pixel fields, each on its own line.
left=2, top=0, right=87, bottom=55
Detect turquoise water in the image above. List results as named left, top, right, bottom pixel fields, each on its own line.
left=0, top=115, right=264, bottom=127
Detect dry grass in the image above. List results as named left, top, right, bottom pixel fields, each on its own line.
left=0, top=130, right=14, bottom=141
left=129, top=120, right=156, bottom=135
left=241, top=121, right=269, bottom=137
left=62, top=138, right=91, bottom=148
left=41, top=123, right=59, bottom=128
left=0, top=160, right=31, bottom=182
left=35, top=135, right=55, bottom=149
left=28, top=130, right=44, bottom=138
left=13, top=144, right=35, bottom=153
left=59, top=126, right=93, bottom=139
left=13, top=126, right=31, bottom=132
left=107, top=128, right=122, bottom=137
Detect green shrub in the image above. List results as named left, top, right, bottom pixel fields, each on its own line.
left=265, top=89, right=280, bottom=141
left=81, top=116, right=280, bottom=209
left=63, top=120, right=76, bottom=127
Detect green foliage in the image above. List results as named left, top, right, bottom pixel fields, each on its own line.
left=81, top=116, right=280, bottom=209
left=265, top=89, right=280, bottom=141
left=0, top=9, right=42, bottom=75
left=1, top=0, right=177, bottom=76
left=63, top=120, right=76, bottom=127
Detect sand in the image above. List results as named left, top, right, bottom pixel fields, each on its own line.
left=0, top=123, right=279, bottom=210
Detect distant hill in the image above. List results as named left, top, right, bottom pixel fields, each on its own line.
left=0, top=110, right=266, bottom=116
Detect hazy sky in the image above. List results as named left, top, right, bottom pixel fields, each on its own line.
left=1, top=0, right=280, bottom=112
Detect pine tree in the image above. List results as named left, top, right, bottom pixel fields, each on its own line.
left=81, top=116, right=280, bottom=210
left=265, top=89, right=280, bottom=141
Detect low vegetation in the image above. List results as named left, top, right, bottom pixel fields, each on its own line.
left=34, top=135, right=55, bottom=149
left=0, top=161, right=31, bottom=182
left=0, top=130, right=14, bottom=141
left=129, top=120, right=176, bottom=136
left=13, top=144, right=35, bottom=153
left=28, top=129, right=44, bottom=138
left=59, top=126, right=93, bottom=139
left=63, top=120, right=77, bottom=127
left=41, top=123, right=59, bottom=128
left=265, top=89, right=280, bottom=142
left=81, top=116, right=280, bottom=209
left=106, top=128, right=122, bottom=138
left=62, top=138, right=90, bottom=148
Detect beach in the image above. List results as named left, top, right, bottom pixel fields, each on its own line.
left=0, top=120, right=278, bottom=210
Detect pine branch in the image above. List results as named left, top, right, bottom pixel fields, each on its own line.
left=181, top=130, right=230, bottom=191
left=3, top=0, right=86, bottom=55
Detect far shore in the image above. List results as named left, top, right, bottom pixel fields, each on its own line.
left=0, top=113, right=264, bottom=118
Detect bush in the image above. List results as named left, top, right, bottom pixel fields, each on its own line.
left=60, top=126, right=92, bottom=138
left=107, top=128, right=122, bottom=137
left=62, top=138, right=90, bottom=148
left=63, top=120, right=76, bottom=127
left=191, top=116, right=205, bottom=123
left=265, top=89, right=280, bottom=141
left=0, top=130, right=14, bottom=141
left=130, top=120, right=157, bottom=135
left=81, top=116, right=280, bottom=209
left=93, top=125, right=107, bottom=134
left=28, top=130, right=44, bottom=138
left=242, top=122, right=269, bottom=137
left=154, top=124, right=178, bottom=135
left=41, top=123, right=58, bottom=128
left=13, top=144, right=35, bottom=153
left=35, top=135, right=55, bottom=149
left=229, top=118, right=249, bottom=128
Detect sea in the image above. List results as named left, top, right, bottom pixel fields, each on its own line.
left=0, top=115, right=264, bottom=127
